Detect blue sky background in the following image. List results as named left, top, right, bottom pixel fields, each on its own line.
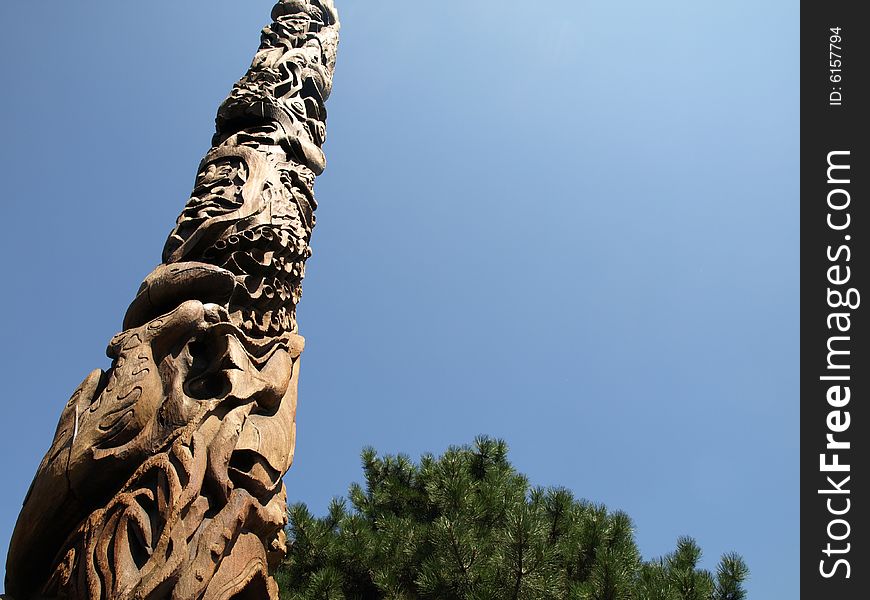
left=0, top=1, right=798, bottom=597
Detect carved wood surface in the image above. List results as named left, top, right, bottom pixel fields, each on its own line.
left=4, top=2, right=339, bottom=599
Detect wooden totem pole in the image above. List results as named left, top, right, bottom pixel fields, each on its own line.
left=5, top=2, right=339, bottom=598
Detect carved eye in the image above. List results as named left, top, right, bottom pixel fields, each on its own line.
left=184, top=339, right=231, bottom=400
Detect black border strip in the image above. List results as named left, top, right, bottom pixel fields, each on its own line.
left=801, top=4, right=868, bottom=596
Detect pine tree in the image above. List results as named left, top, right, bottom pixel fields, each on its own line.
left=276, top=436, right=748, bottom=599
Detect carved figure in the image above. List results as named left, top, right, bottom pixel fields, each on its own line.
left=5, top=2, right=339, bottom=599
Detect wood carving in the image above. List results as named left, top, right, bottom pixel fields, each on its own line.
left=4, top=2, right=339, bottom=599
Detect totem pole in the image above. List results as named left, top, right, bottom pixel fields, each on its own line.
left=5, top=2, right=339, bottom=598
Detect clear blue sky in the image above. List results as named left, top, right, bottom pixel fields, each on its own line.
left=0, top=1, right=798, bottom=597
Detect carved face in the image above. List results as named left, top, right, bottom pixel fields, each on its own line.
left=284, top=14, right=312, bottom=37
left=272, top=0, right=316, bottom=37
left=7, top=297, right=303, bottom=600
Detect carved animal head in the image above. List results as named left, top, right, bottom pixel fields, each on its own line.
left=7, top=291, right=302, bottom=600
